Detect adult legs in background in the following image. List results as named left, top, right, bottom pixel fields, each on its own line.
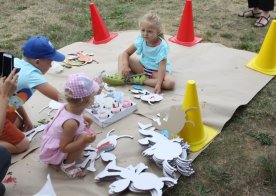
left=0, top=146, right=11, bottom=196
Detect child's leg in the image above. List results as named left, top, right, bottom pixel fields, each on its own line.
left=0, top=119, right=30, bottom=154
left=144, top=72, right=175, bottom=90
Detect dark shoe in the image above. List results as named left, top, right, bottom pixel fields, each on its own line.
left=0, top=183, right=6, bottom=196
left=238, top=9, right=262, bottom=18
left=254, top=15, right=271, bottom=27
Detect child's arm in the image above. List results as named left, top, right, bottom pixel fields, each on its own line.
left=35, top=82, right=60, bottom=101
left=120, top=44, right=136, bottom=76
left=83, top=112, right=93, bottom=127
left=155, top=59, right=167, bottom=94
left=60, top=119, right=95, bottom=153
left=16, top=106, right=33, bottom=131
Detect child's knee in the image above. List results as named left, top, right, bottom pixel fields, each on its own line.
left=164, top=80, right=175, bottom=90
left=15, top=138, right=30, bottom=153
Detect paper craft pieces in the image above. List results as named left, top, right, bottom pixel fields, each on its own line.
left=34, top=174, right=56, bottom=196
left=95, top=160, right=177, bottom=196
left=152, top=106, right=196, bottom=135
left=24, top=124, right=47, bottom=142
left=79, top=129, right=133, bottom=172
left=138, top=126, right=194, bottom=179
left=129, top=87, right=163, bottom=104
left=86, top=90, right=137, bottom=127
left=64, top=51, right=98, bottom=67
left=39, top=100, right=63, bottom=116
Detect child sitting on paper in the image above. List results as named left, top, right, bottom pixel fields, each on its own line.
left=103, top=12, right=175, bottom=94
left=0, top=36, right=65, bottom=154
left=40, top=73, right=99, bottom=178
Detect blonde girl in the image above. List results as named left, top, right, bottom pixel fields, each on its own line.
left=118, top=12, right=175, bottom=94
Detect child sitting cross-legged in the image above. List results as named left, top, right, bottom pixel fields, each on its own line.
left=39, top=73, right=99, bottom=178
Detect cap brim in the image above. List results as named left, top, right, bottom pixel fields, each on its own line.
left=49, top=51, right=65, bottom=62
left=92, top=80, right=100, bottom=94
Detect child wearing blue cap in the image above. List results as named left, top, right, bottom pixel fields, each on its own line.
left=0, top=36, right=65, bottom=154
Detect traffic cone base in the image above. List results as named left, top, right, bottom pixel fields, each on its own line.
left=187, top=125, right=218, bottom=152
left=169, top=35, right=202, bottom=47
left=246, top=56, right=276, bottom=76
left=88, top=32, right=118, bottom=45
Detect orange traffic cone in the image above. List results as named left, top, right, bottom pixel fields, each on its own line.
left=178, top=80, right=218, bottom=152
left=246, top=20, right=276, bottom=76
left=88, top=3, right=118, bottom=44
left=169, top=0, right=202, bottom=46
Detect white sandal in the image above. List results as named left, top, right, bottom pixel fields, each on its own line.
left=60, top=161, right=86, bottom=178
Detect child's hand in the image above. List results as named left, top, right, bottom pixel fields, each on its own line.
left=81, top=133, right=96, bottom=144
left=0, top=69, right=18, bottom=98
left=122, top=66, right=131, bottom=76
left=154, top=84, right=162, bottom=94
left=22, top=118, right=33, bottom=132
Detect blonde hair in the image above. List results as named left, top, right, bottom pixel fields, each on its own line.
left=139, top=13, right=164, bottom=39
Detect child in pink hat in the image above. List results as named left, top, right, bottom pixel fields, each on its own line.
left=39, top=73, right=99, bottom=178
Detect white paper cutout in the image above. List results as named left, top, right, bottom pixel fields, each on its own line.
left=95, top=160, right=177, bottom=196
left=138, top=126, right=195, bottom=179
left=39, top=100, right=63, bottom=116
left=34, top=174, right=56, bottom=196
left=140, top=94, right=163, bottom=105
left=129, top=87, right=163, bottom=105
left=24, top=124, right=47, bottom=141
left=79, top=129, right=133, bottom=172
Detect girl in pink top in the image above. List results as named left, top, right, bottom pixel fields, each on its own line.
left=39, top=73, right=99, bottom=178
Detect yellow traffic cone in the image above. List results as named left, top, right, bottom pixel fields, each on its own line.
left=246, top=20, right=276, bottom=76
left=178, top=80, right=218, bottom=152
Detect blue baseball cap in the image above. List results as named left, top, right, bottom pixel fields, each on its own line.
left=23, top=36, right=65, bottom=62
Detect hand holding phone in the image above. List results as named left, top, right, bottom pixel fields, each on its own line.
left=0, top=52, right=16, bottom=77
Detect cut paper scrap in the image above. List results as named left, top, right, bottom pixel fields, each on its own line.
left=95, top=160, right=177, bottom=196
left=152, top=106, right=196, bottom=135
left=24, top=124, right=47, bottom=142
left=38, top=100, right=63, bottom=116
left=138, top=126, right=194, bottom=178
left=79, top=129, right=134, bottom=172
left=34, top=174, right=56, bottom=196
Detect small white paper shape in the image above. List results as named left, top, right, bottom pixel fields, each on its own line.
left=140, top=94, right=163, bottom=105
left=95, top=160, right=177, bottom=195
left=34, top=174, right=56, bottom=196
left=39, top=100, right=63, bottom=116
left=138, top=122, right=152, bottom=130
left=24, top=124, right=47, bottom=141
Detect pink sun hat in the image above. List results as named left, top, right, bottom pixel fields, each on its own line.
left=65, top=73, right=99, bottom=99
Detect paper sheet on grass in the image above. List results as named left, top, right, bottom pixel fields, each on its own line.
left=7, top=31, right=273, bottom=196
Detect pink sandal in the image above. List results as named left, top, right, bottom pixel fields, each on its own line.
left=60, top=161, right=86, bottom=178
